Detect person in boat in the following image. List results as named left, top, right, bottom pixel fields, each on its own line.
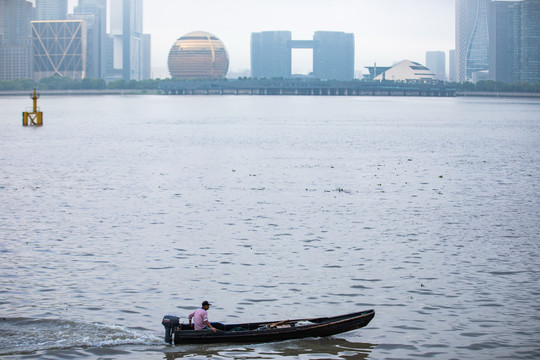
left=188, top=301, right=217, bottom=333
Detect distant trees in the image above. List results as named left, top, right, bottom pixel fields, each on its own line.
left=452, top=80, right=540, bottom=93
left=0, top=76, right=159, bottom=91
left=0, top=78, right=37, bottom=91
left=1, top=76, right=539, bottom=93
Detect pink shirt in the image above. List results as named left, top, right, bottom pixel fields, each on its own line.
left=188, top=308, right=208, bottom=330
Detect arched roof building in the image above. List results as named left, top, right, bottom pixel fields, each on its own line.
left=374, top=60, right=436, bottom=82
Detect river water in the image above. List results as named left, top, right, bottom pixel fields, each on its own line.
left=1, top=95, right=539, bottom=359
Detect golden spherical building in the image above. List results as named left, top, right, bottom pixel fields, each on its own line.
left=168, top=31, right=229, bottom=79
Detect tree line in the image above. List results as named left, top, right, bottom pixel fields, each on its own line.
left=0, top=76, right=164, bottom=91
left=452, top=81, right=540, bottom=93
left=1, top=76, right=539, bottom=93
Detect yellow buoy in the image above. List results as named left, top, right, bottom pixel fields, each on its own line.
left=22, top=89, right=43, bottom=126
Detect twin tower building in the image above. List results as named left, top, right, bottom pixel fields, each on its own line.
left=251, top=31, right=355, bottom=81
left=168, top=31, right=355, bottom=81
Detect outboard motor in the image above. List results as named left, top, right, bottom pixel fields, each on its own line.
left=162, top=315, right=180, bottom=344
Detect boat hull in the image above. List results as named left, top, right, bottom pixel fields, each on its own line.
left=170, top=309, right=375, bottom=344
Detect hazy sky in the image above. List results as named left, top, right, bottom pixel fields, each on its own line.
left=68, top=0, right=456, bottom=76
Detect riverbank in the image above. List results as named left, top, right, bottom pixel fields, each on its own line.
left=1, top=89, right=540, bottom=98
left=456, top=91, right=540, bottom=98
left=0, top=89, right=159, bottom=96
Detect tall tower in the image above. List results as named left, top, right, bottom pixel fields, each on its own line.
left=110, top=0, right=143, bottom=81
left=36, top=0, right=68, bottom=20
left=519, top=0, right=540, bottom=83
left=0, top=0, right=34, bottom=80
left=455, top=0, right=490, bottom=82
left=73, top=0, right=107, bottom=79
left=488, top=0, right=521, bottom=83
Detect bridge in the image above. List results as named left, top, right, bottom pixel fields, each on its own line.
left=158, top=79, right=457, bottom=97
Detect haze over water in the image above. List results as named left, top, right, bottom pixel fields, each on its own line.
left=1, top=95, right=539, bottom=359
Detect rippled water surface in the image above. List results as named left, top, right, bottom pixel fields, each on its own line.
left=1, top=95, right=539, bottom=359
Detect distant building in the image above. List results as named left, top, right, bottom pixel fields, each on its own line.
left=142, top=33, right=151, bottom=80
left=251, top=31, right=292, bottom=79
left=364, top=65, right=391, bottom=80
left=449, top=49, right=456, bottom=82
left=488, top=1, right=521, bottom=83
left=105, top=35, right=121, bottom=80
left=519, top=0, right=540, bottom=83
left=0, top=0, right=34, bottom=80
left=488, top=0, right=540, bottom=84
left=313, top=31, right=355, bottom=80
left=425, top=51, right=446, bottom=81
left=456, top=0, right=490, bottom=82
left=109, top=0, right=143, bottom=81
left=374, top=60, right=436, bottom=82
left=35, top=0, right=67, bottom=21
left=32, top=20, right=87, bottom=81
left=251, top=30, right=355, bottom=81
left=168, top=31, right=229, bottom=79
left=472, top=70, right=489, bottom=83
left=72, top=0, right=107, bottom=79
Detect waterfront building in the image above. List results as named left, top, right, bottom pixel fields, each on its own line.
left=456, top=0, right=490, bottom=82
left=168, top=31, right=229, bottom=79
left=35, top=0, right=67, bottom=21
left=364, top=64, right=391, bottom=80
left=426, top=51, right=446, bottom=81
left=0, top=0, right=34, bottom=80
left=313, top=31, right=354, bottom=81
left=109, top=0, right=144, bottom=81
left=73, top=0, right=107, bottom=79
left=519, top=0, right=540, bottom=83
left=449, top=49, right=456, bottom=82
left=251, top=31, right=291, bottom=79
left=374, top=60, right=436, bottom=82
left=251, top=30, right=355, bottom=80
left=31, top=20, right=87, bottom=80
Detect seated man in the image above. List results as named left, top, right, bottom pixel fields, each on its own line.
left=188, top=301, right=218, bottom=333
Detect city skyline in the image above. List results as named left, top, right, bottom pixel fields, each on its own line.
left=64, top=0, right=455, bottom=77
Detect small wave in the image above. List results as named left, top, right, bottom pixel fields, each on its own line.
left=0, top=317, right=161, bottom=356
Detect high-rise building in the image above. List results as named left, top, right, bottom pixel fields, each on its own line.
left=456, top=0, right=490, bottom=82
left=32, top=20, right=87, bottom=80
left=72, top=0, right=107, bottom=79
left=0, top=0, right=34, bottom=80
left=313, top=31, right=355, bottom=81
left=251, top=30, right=355, bottom=80
left=519, top=0, right=540, bottom=83
left=426, top=51, right=446, bottom=81
left=105, top=35, right=120, bottom=80
left=449, top=49, right=456, bottom=82
left=488, top=1, right=521, bottom=83
left=251, top=31, right=292, bottom=79
left=35, top=0, right=67, bottom=21
left=488, top=0, right=540, bottom=84
left=109, top=0, right=143, bottom=81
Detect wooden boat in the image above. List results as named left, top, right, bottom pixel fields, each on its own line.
left=162, top=309, right=375, bottom=344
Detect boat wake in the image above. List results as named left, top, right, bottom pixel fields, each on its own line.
left=0, top=317, right=162, bottom=356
